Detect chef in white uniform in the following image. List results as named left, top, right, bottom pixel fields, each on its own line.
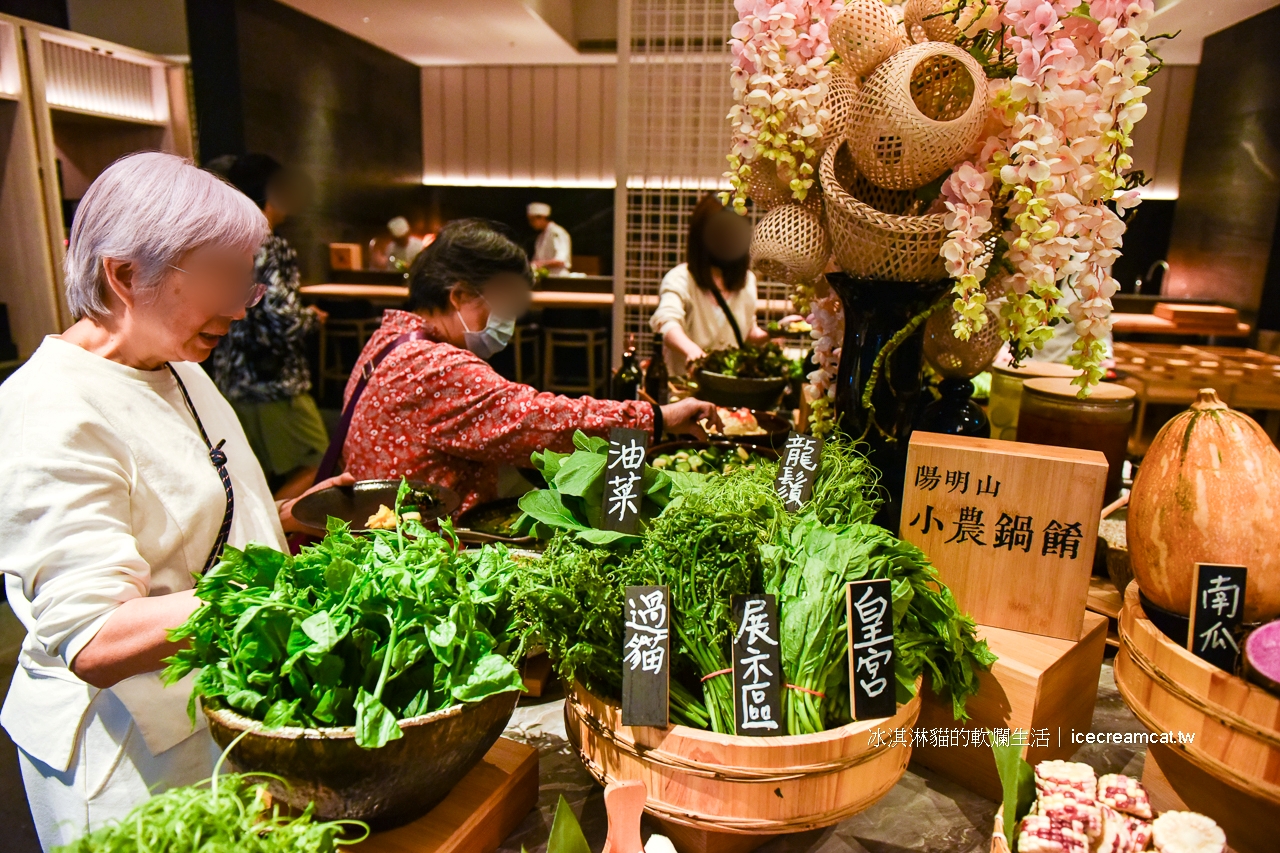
left=0, top=151, right=349, bottom=851
left=527, top=202, right=572, bottom=276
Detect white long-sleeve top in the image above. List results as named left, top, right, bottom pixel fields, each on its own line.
left=649, top=263, right=760, bottom=374
left=532, top=221, right=573, bottom=275
left=0, top=337, right=286, bottom=775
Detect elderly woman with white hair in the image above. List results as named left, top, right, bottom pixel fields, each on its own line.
left=0, top=151, right=347, bottom=850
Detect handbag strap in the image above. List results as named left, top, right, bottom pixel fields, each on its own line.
left=314, top=331, right=428, bottom=484
left=167, top=365, right=235, bottom=573
left=708, top=283, right=746, bottom=349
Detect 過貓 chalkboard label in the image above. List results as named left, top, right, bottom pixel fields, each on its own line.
left=622, top=584, right=669, bottom=727
left=847, top=579, right=896, bottom=721
left=603, top=428, right=650, bottom=534
left=1188, top=563, right=1247, bottom=672
left=731, top=594, right=783, bottom=736
left=775, top=432, right=823, bottom=512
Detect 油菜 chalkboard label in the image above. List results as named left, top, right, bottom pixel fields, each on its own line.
left=1188, top=563, right=1247, bottom=672
left=847, top=579, right=896, bottom=721
left=731, top=594, right=782, bottom=736
left=622, top=584, right=669, bottom=727
left=603, top=428, right=650, bottom=534
left=775, top=432, right=823, bottom=512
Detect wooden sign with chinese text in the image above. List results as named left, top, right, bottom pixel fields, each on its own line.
left=730, top=594, right=783, bottom=736
left=847, top=579, right=897, bottom=720
left=1188, top=563, right=1247, bottom=672
left=900, top=432, right=1108, bottom=640
left=603, top=428, right=649, bottom=534
left=622, top=585, right=669, bottom=727
left=774, top=432, right=823, bottom=512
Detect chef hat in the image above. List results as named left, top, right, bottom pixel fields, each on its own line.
left=527, top=202, right=552, bottom=217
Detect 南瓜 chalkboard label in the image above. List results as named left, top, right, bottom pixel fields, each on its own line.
left=603, top=428, right=649, bottom=534
left=622, top=584, right=669, bottom=727
left=847, top=578, right=896, bottom=721
left=1188, top=563, right=1247, bottom=672
left=731, top=594, right=783, bottom=736
left=774, top=432, right=823, bottom=512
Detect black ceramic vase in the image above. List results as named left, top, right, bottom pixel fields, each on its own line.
left=827, top=273, right=949, bottom=532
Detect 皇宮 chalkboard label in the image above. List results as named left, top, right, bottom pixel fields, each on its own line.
left=603, top=428, right=649, bottom=534
left=731, top=594, right=783, bottom=736
left=1188, top=563, right=1247, bottom=672
left=774, top=432, right=823, bottom=512
left=622, top=584, right=669, bottom=727
left=847, top=579, right=896, bottom=721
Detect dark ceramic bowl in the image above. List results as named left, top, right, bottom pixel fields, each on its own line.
left=694, top=370, right=788, bottom=411
left=204, top=690, right=518, bottom=827
left=291, top=479, right=461, bottom=533
left=455, top=498, right=538, bottom=547
left=649, top=439, right=780, bottom=464
left=713, top=409, right=793, bottom=451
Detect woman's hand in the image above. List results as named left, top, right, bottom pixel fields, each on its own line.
left=661, top=397, right=720, bottom=440
left=71, top=589, right=201, bottom=688
left=277, top=472, right=356, bottom=534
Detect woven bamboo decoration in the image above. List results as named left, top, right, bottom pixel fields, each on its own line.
left=829, top=0, right=906, bottom=80
left=817, top=71, right=860, bottom=153
left=903, top=0, right=964, bottom=45
left=923, top=299, right=1003, bottom=378
left=750, top=204, right=831, bottom=284
left=847, top=41, right=988, bottom=191
left=746, top=162, right=823, bottom=213
left=819, top=138, right=948, bottom=282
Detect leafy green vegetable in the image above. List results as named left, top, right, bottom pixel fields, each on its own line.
left=649, top=443, right=769, bottom=476
left=165, top=482, right=524, bottom=749
left=54, top=746, right=367, bottom=852
left=992, top=735, right=1035, bottom=850
left=514, top=430, right=685, bottom=543
left=514, top=434, right=995, bottom=734
left=690, top=342, right=802, bottom=380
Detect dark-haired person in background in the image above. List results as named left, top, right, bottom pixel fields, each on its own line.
left=650, top=193, right=768, bottom=375
left=336, top=219, right=718, bottom=513
left=209, top=154, right=329, bottom=499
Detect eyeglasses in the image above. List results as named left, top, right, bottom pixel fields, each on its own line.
left=169, top=264, right=268, bottom=312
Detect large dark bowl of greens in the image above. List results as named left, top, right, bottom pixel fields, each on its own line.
left=164, top=482, right=525, bottom=827
left=691, top=343, right=799, bottom=410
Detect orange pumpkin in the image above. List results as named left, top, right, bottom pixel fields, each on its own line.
left=1128, top=388, right=1280, bottom=622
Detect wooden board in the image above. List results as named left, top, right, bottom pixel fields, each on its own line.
left=521, top=651, right=555, bottom=698
left=900, top=432, right=1109, bottom=640
left=1086, top=576, right=1122, bottom=649
left=1152, top=302, right=1241, bottom=331
left=355, top=738, right=538, bottom=853
left=910, top=612, right=1109, bottom=801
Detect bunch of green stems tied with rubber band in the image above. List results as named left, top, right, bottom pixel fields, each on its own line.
left=512, top=433, right=996, bottom=734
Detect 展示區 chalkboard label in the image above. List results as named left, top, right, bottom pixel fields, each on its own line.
left=622, top=584, right=669, bottom=728
left=1188, top=563, right=1247, bottom=672
left=603, top=428, right=649, bottom=534
left=731, top=594, right=783, bottom=736
left=774, top=432, right=823, bottom=512
left=847, top=578, right=896, bottom=721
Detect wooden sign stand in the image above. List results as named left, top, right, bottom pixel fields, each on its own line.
left=355, top=738, right=538, bottom=853
left=909, top=612, right=1108, bottom=801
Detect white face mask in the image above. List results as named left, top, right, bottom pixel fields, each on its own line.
left=459, top=299, right=516, bottom=360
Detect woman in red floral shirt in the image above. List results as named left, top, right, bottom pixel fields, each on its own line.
left=339, top=220, right=716, bottom=513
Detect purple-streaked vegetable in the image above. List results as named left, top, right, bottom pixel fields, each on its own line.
left=1244, top=619, right=1280, bottom=695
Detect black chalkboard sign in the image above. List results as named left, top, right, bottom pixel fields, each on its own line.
left=774, top=432, right=823, bottom=512
left=847, top=579, right=896, bottom=721
left=1187, top=563, right=1247, bottom=672
left=731, top=594, right=783, bottom=736
left=622, top=584, right=670, bottom=727
left=603, top=428, right=650, bottom=534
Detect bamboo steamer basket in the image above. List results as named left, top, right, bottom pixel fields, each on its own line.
left=819, top=137, right=948, bottom=281
left=564, top=679, right=921, bottom=848
left=1113, top=580, right=1280, bottom=806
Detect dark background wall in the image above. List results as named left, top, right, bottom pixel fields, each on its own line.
left=0, top=0, right=66, bottom=28
left=1165, top=4, right=1280, bottom=321
left=186, top=0, right=424, bottom=281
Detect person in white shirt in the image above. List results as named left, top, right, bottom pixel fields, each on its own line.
left=527, top=202, right=572, bottom=276
left=0, top=152, right=349, bottom=851
left=650, top=194, right=770, bottom=374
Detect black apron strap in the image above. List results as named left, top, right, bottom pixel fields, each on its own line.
left=168, top=365, right=235, bottom=573
left=313, top=331, right=427, bottom=485
left=709, top=284, right=746, bottom=349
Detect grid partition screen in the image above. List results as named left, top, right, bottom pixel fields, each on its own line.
left=42, top=37, right=160, bottom=122
left=616, top=0, right=791, bottom=363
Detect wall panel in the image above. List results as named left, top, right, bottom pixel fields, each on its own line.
left=421, top=62, right=616, bottom=186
